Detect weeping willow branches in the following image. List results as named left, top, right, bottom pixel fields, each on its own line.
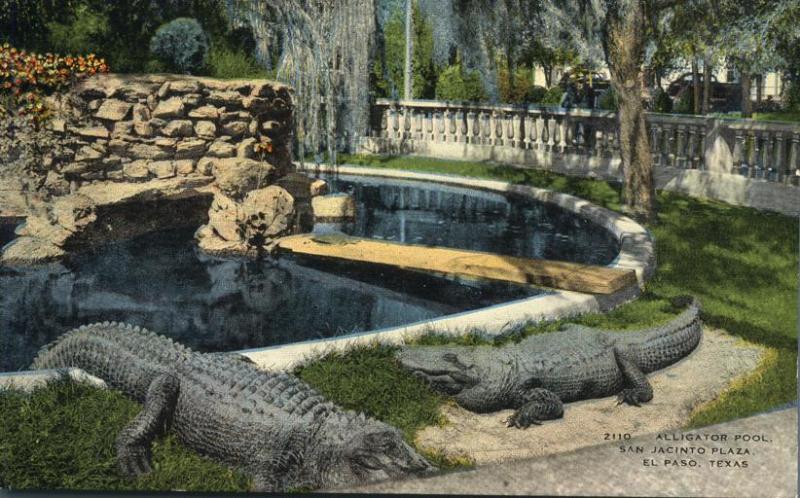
left=223, top=0, right=376, bottom=163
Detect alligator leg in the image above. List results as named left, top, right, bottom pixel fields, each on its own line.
left=614, top=347, right=653, bottom=406
left=115, top=373, right=180, bottom=477
left=506, top=388, right=563, bottom=428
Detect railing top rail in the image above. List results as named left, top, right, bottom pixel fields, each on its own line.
left=374, top=98, right=800, bottom=132
left=373, top=98, right=617, bottom=118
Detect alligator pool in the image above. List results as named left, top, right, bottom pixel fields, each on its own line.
left=0, top=174, right=620, bottom=372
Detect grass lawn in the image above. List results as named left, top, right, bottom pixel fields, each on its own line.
left=1, top=154, right=797, bottom=491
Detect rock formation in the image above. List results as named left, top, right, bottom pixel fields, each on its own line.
left=0, top=73, right=330, bottom=264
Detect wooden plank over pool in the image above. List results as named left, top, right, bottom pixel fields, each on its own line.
left=276, top=234, right=637, bottom=295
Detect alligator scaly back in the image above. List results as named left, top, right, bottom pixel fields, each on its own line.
left=397, top=296, right=703, bottom=428
left=30, top=322, right=434, bottom=491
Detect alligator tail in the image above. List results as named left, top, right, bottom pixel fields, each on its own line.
left=619, top=296, right=703, bottom=373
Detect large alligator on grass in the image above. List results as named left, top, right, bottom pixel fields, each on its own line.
left=31, top=323, right=433, bottom=491
left=397, top=297, right=702, bottom=428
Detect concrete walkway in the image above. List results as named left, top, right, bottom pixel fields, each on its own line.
left=335, top=406, right=798, bottom=497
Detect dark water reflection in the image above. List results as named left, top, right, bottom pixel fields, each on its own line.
left=1, top=176, right=618, bottom=372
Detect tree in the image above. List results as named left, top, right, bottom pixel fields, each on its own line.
left=379, top=1, right=437, bottom=99
left=716, top=0, right=794, bottom=117
left=537, top=0, right=682, bottom=221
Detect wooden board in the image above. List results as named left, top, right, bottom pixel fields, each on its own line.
left=277, top=235, right=637, bottom=295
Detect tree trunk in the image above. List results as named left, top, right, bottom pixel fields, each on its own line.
left=543, top=63, right=553, bottom=87
left=605, top=0, right=655, bottom=222
left=702, top=55, right=711, bottom=114
left=403, top=0, right=413, bottom=100
left=741, top=72, right=753, bottom=118
left=755, top=74, right=763, bottom=106
left=692, top=55, right=701, bottom=114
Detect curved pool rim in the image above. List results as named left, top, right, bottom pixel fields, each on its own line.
left=238, top=164, right=656, bottom=371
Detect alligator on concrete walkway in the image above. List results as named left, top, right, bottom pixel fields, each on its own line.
left=31, top=323, right=433, bottom=492
left=397, top=297, right=702, bottom=428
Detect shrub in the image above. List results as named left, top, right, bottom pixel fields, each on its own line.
left=525, top=85, right=548, bottom=104
left=435, top=64, right=487, bottom=102
left=653, top=87, right=673, bottom=113
left=46, top=4, right=109, bottom=56
left=598, top=86, right=619, bottom=111
left=149, top=18, right=209, bottom=74
left=540, top=86, right=564, bottom=105
left=206, top=45, right=271, bottom=79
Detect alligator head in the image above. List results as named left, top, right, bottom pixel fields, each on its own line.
left=396, top=346, right=515, bottom=413
left=309, top=415, right=435, bottom=490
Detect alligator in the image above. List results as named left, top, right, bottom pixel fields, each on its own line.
left=30, top=323, right=434, bottom=491
left=397, top=297, right=702, bottom=428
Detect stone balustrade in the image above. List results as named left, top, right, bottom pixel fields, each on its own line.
left=359, top=99, right=800, bottom=216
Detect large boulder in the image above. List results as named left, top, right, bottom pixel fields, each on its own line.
left=311, top=194, right=356, bottom=221
left=212, top=158, right=275, bottom=199
left=196, top=186, right=295, bottom=255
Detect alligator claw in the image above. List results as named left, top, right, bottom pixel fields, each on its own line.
left=118, top=444, right=153, bottom=478
left=505, top=413, right=542, bottom=429
left=617, top=388, right=646, bottom=407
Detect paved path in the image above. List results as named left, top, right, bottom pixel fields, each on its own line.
left=335, top=406, right=798, bottom=497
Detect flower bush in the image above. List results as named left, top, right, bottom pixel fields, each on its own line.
left=0, top=43, right=109, bottom=122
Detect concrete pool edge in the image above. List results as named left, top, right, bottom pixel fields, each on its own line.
left=239, top=164, right=655, bottom=371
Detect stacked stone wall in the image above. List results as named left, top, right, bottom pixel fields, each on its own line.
left=44, top=73, right=293, bottom=193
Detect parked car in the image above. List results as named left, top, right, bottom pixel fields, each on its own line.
left=666, top=72, right=741, bottom=112
left=557, top=70, right=611, bottom=108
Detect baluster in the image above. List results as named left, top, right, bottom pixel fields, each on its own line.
left=552, top=115, right=563, bottom=153
left=390, top=108, right=400, bottom=139
left=593, top=120, right=603, bottom=156
left=539, top=114, right=551, bottom=150
left=748, top=132, right=759, bottom=178
left=510, top=113, right=520, bottom=148
left=526, top=114, right=537, bottom=149
left=404, top=109, right=412, bottom=139
left=456, top=110, right=466, bottom=143
left=414, top=110, right=423, bottom=140
left=663, top=123, right=674, bottom=168
left=761, top=132, right=773, bottom=180
left=446, top=110, right=456, bottom=142
left=773, top=133, right=785, bottom=182
left=496, top=112, right=505, bottom=146
left=686, top=126, right=698, bottom=169
left=575, top=121, right=586, bottom=152
left=650, top=124, right=662, bottom=167
left=698, top=125, right=708, bottom=171
left=424, top=112, right=433, bottom=141
left=431, top=112, right=440, bottom=142
left=788, top=132, right=800, bottom=185
left=732, top=131, right=745, bottom=175
left=465, top=111, right=475, bottom=144
left=481, top=111, right=492, bottom=145
left=379, top=107, right=389, bottom=138
left=601, top=123, right=611, bottom=156
left=675, top=125, right=686, bottom=168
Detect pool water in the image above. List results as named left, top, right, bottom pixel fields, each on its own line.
left=0, top=176, right=619, bottom=372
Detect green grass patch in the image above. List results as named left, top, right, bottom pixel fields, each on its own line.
left=0, top=377, right=251, bottom=492
left=294, top=344, right=446, bottom=441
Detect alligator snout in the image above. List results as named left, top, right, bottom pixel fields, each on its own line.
left=396, top=348, right=479, bottom=395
